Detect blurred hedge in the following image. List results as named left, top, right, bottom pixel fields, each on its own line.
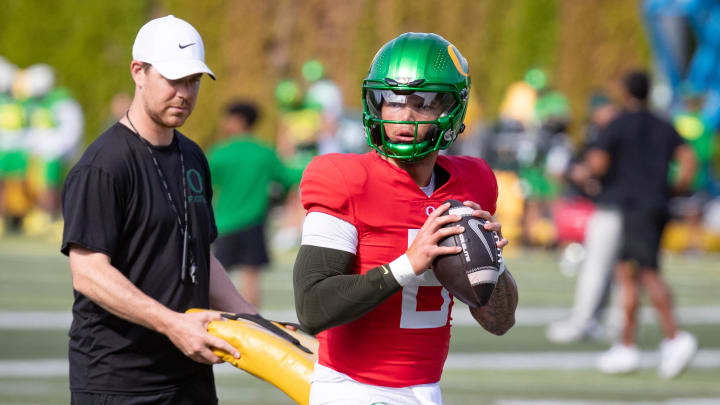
left=0, top=0, right=649, bottom=148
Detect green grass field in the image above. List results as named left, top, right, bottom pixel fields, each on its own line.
left=1, top=234, right=719, bottom=404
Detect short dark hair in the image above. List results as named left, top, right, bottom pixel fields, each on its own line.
left=225, top=101, right=259, bottom=128
left=622, top=70, right=650, bottom=101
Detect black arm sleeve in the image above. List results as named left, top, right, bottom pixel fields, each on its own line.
left=293, top=245, right=402, bottom=335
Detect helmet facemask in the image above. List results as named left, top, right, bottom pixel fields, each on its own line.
left=363, top=88, right=462, bottom=161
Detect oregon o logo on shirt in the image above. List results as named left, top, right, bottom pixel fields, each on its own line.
left=186, top=169, right=206, bottom=203
left=187, top=169, right=204, bottom=193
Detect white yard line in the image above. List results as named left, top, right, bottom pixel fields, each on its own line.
left=0, top=360, right=67, bottom=377
left=496, top=399, right=720, bottom=405
left=1, top=350, right=719, bottom=377
left=2, top=307, right=720, bottom=329
left=442, top=349, right=720, bottom=370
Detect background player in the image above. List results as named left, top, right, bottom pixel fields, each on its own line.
left=592, top=71, right=697, bottom=379
left=293, top=32, right=518, bottom=404
left=209, top=101, right=302, bottom=307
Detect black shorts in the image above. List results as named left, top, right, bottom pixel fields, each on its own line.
left=71, top=377, right=217, bottom=405
left=213, top=224, right=269, bottom=268
left=620, top=208, right=669, bottom=269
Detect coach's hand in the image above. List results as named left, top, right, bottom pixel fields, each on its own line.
left=406, top=202, right=464, bottom=274
left=163, top=311, right=241, bottom=364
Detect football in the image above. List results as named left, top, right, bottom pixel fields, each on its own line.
left=432, top=199, right=503, bottom=307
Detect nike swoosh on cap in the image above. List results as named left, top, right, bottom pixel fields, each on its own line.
left=178, top=42, right=196, bottom=49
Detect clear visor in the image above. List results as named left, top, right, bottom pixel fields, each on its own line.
left=366, top=89, right=458, bottom=121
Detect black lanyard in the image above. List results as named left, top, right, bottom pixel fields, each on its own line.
left=125, top=112, right=197, bottom=284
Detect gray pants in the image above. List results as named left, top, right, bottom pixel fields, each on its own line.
left=570, top=206, right=622, bottom=325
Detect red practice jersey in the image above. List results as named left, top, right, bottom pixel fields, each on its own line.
left=300, top=151, right=498, bottom=387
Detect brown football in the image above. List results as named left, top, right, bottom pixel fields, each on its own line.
left=432, top=199, right=503, bottom=307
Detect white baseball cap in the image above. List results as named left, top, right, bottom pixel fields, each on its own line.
left=132, top=15, right=215, bottom=80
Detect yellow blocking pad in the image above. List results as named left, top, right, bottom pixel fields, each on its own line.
left=187, top=309, right=317, bottom=405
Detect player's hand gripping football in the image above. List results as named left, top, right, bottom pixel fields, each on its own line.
left=461, top=200, right=509, bottom=249
left=163, top=310, right=241, bottom=365
left=406, top=202, right=465, bottom=274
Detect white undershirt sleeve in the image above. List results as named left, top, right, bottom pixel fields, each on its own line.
left=301, top=212, right=358, bottom=254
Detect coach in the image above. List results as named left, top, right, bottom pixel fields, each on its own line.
left=60, top=15, right=255, bottom=404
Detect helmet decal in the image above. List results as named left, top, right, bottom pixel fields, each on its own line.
left=447, top=45, right=469, bottom=77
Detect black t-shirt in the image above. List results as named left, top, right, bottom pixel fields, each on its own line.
left=593, top=110, right=685, bottom=211
left=61, top=122, right=218, bottom=395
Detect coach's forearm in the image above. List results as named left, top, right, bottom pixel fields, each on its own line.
left=208, top=254, right=257, bottom=314
left=68, top=247, right=177, bottom=334
left=470, top=268, right=518, bottom=335
left=293, top=245, right=401, bottom=335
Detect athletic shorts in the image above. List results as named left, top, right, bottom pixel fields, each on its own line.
left=213, top=224, right=269, bottom=268
left=70, top=381, right=217, bottom=405
left=310, top=363, right=442, bottom=405
left=620, top=208, right=669, bottom=270
left=41, top=157, right=63, bottom=188
left=27, top=156, right=63, bottom=191
left=0, top=149, right=28, bottom=179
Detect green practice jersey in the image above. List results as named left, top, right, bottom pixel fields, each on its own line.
left=208, top=135, right=302, bottom=235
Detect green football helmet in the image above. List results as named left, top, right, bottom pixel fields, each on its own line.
left=362, top=32, right=471, bottom=161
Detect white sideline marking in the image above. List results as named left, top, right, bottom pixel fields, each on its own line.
left=2, top=307, right=720, bottom=329
left=453, top=306, right=720, bottom=326
left=0, top=360, right=67, bottom=377
left=496, top=399, right=720, bottom=405
left=2, top=350, right=719, bottom=377
left=442, top=349, right=720, bottom=370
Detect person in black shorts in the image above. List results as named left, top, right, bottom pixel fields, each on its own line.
left=213, top=223, right=270, bottom=271
left=587, top=70, right=697, bottom=379
left=208, top=102, right=301, bottom=307
left=61, top=15, right=257, bottom=404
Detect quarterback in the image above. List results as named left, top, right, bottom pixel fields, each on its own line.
left=293, top=33, right=518, bottom=404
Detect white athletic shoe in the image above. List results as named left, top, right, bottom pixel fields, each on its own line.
left=546, top=319, right=585, bottom=343
left=597, top=344, right=640, bottom=374
left=546, top=318, right=605, bottom=344
left=658, top=331, right=698, bottom=379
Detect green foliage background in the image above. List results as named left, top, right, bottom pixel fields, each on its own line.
left=0, top=0, right=650, bottom=148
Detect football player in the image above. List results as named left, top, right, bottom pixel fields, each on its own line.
left=293, top=33, right=518, bottom=404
